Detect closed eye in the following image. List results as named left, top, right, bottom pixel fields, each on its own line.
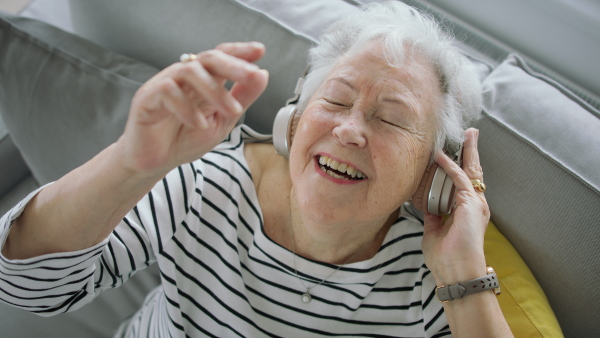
left=377, top=114, right=410, bottom=130
left=324, top=99, right=348, bottom=107
left=378, top=117, right=399, bottom=127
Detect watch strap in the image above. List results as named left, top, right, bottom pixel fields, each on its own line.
left=436, top=272, right=499, bottom=302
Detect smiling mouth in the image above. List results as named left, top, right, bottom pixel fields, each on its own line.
left=317, top=155, right=367, bottom=181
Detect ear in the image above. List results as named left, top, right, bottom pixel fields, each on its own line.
left=411, top=163, right=437, bottom=212
left=289, top=109, right=301, bottom=145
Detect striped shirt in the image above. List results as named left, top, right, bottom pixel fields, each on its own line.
left=0, top=125, right=450, bottom=337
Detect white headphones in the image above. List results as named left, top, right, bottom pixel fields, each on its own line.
left=271, top=76, right=461, bottom=216
left=411, top=144, right=463, bottom=216
left=272, top=76, right=304, bottom=159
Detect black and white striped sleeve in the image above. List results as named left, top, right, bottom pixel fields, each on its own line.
left=0, top=184, right=108, bottom=316
left=0, top=161, right=198, bottom=317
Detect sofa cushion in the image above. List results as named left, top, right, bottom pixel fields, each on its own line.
left=0, top=13, right=160, bottom=184
left=68, top=0, right=323, bottom=134
left=478, top=53, right=600, bottom=336
left=484, top=221, right=562, bottom=337
left=0, top=116, right=31, bottom=200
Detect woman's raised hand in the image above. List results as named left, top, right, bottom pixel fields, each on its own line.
left=117, top=42, right=269, bottom=178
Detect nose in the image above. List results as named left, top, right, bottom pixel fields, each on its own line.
left=332, top=111, right=367, bottom=148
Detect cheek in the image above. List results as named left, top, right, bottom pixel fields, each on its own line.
left=291, top=107, right=333, bottom=150
left=288, top=111, right=328, bottom=177
left=376, top=136, right=432, bottom=195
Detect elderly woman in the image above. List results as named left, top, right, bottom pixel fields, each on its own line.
left=0, top=2, right=511, bottom=337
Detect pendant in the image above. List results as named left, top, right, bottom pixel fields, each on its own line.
left=301, top=291, right=312, bottom=303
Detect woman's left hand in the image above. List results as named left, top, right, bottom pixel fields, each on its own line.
left=421, top=128, right=490, bottom=286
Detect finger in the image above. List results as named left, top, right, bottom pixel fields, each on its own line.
left=215, top=41, right=266, bottom=63
left=160, top=80, right=210, bottom=129
left=230, top=69, right=269, bottom=111
left=139, top=78, right=206, bottom=128
left=436, top=150, right=474, bottom=195
left=461, top=128, right=483, bottom=180
left=173, top=61, right=243, bottom=117
left=198, top=49, right=262, bottom=84
left=438, top=148, right=490, bottom=213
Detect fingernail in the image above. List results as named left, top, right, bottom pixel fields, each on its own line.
left=244, top=63, right=259, bottom=72
left=196, top=115, right=209, bottom=130
left=233, top=100, right=243, bottom=115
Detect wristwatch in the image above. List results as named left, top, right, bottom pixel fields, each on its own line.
left=435, top=266, right=501, bottom=303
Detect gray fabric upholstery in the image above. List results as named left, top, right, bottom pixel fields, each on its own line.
left=0, top=13, right=159, bottom=184
left=68, top=0, right=315, bottom=134
left=0, top=176, right=38, bottom=216
left=478, top=54, right=600, bottom=336
left=0, top=118, right=30, bottom=200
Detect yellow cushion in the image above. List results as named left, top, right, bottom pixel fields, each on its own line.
left=484, top=221, right=564, bottom=337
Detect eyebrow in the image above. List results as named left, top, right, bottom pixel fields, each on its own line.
left=382, top=97, right=407, bottom=105
left=328, top=77, right=356, bottom=91
left=381, top=94, right=417, bottom=115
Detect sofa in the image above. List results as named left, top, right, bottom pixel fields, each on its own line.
left=0, top=0, right=598, bottom=337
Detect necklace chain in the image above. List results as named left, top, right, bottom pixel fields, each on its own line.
left=290, top=223, right=368, bottom=304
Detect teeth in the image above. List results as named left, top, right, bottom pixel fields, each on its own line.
left=328, top=170, right=343, bottom=179
left=318, top=155, right=366, bottom=180
left=346, top=166, right=355, bottom=177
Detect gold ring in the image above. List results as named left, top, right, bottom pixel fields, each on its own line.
left=180, top=53, right=197, bottom=63
left=470, top=179, right=486, bottom=192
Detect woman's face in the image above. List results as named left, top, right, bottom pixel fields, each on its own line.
left=289, top=41, right=443, bottom=228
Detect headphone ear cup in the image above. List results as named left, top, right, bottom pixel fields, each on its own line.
left=273, top=104, right=300, bottom=158
left=438, top=175, right=456, bottom=215
left=413, top=144, right=463, bottom=216
left=413, top=163, right=456, bottom=216
left=412, top=163, right=436, bottom=212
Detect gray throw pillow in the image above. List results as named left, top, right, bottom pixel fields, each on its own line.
left=0, top=13, right=159, bottom=184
